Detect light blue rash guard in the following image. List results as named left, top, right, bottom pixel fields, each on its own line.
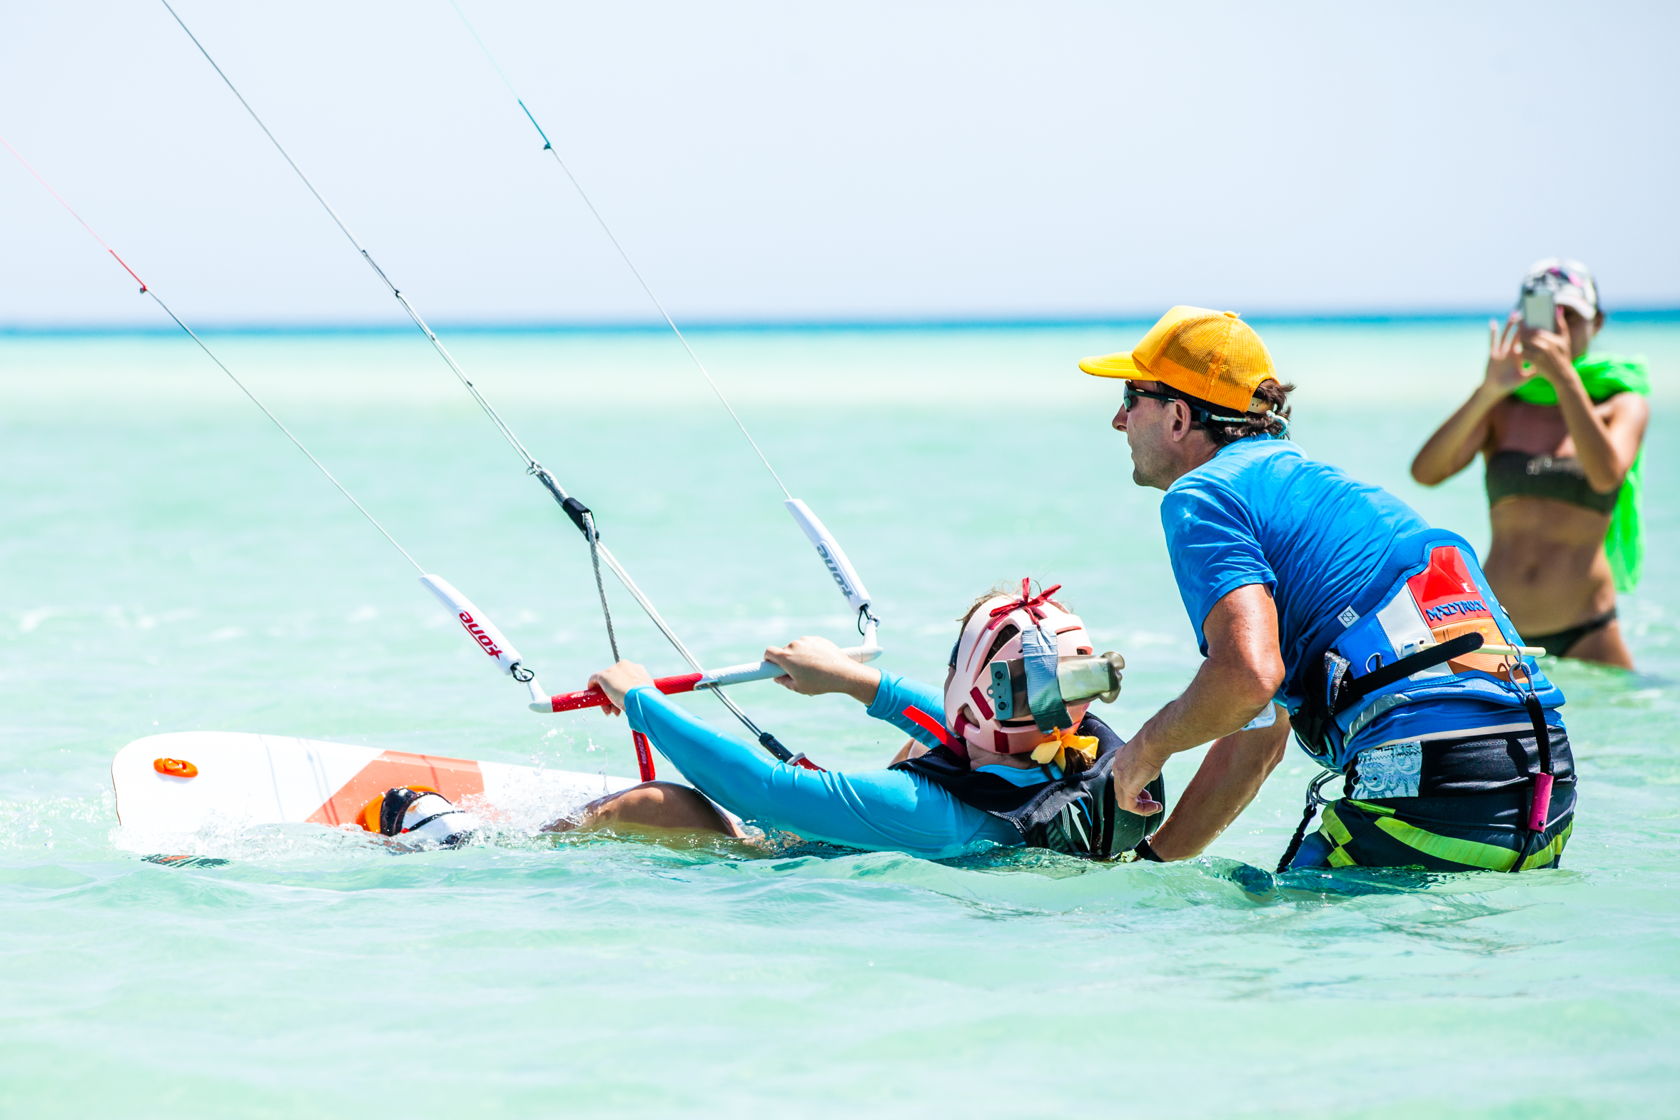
left=1161, top=436, right=1563, bottom=749
left=621, top=671, right=1052, bottom=859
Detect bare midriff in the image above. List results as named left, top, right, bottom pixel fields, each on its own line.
left=1483, top=399, right=1620, bottom=636
left=1485, top=499, right=1615, bottom=635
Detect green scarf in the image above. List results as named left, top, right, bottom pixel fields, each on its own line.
left=1511, top=355, right=1651, bottom=591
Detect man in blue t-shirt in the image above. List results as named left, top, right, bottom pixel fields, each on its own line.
left=1077, top=307, right=1575, bottom=873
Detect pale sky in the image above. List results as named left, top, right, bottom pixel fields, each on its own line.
left=3, top=0, right=1677, bottom=327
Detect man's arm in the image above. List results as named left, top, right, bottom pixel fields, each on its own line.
left=1110, top=583, right=1285, bottom=844
left=1145, top=711, right=1290, bottom=859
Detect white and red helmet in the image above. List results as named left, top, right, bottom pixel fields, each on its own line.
left=945, top=580, right=1096, bottom=757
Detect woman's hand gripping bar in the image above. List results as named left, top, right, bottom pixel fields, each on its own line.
left=538, top=643, right=883, bottom=713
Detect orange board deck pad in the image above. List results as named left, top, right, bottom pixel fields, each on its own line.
left=306, top=751, right=487, bottom=827
left=111, top=732, right=642, bottom=840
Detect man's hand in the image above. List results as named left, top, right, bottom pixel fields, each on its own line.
left=763, top=636, right=881, bottom=704
left=1115, top=585, right=1285, bottom=855
left=1110, top=735, right=1169, bottom=817
left=587, top=661, right=656, bottom=717
left=1145, top=714, right=1291, bottom=860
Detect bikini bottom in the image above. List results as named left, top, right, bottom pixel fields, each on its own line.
left=1526, top=607, right=1617, bottom=659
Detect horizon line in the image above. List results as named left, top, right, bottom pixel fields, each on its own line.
left=4, top=305, right=1680, bottom=338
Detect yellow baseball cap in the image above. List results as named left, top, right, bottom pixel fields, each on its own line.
left=1079, top=306, right=1277, bottom=415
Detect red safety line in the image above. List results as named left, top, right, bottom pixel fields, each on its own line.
left=901, top=706, right=957, bottom=749
left=0, top=134, right=149, bottom=292
left=632, top=731, right=657, bottom=782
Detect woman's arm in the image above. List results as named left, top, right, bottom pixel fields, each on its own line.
left=763, top=636, right=881, bottom=703
left=1521, top=317, right=1650, bottom=492
left=763, top=638, right=954, bottom=758
left=1411, top=316, right=1522, bottom=485
left=586, top=661, right=1003, bottom=856
left=617, top=684, right=1004, bottom=857
left=865, top=672, right=952, bottom=750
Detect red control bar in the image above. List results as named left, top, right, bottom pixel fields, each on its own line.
left=548, top=671, right=705, bottom=713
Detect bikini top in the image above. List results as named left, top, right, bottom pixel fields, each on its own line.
left=1485, top=449, right=1619, bottom=515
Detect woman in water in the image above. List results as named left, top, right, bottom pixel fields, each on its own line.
left=1411, top=260, right=1649, bottom=668
left=549, top=580, right=1163, bottom=861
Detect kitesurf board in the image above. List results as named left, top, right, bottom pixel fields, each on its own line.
left=112, top=731, right=642, bottom=835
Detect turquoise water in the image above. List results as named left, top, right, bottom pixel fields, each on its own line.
left=4, top=321, right=1679, bottom=1117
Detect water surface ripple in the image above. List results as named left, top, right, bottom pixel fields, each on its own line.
left=4, top=324, right=1677, bottom=1116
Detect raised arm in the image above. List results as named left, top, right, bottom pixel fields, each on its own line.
left=1521, top=311, right=1650, bottom=493
left=764, top=636, right=935, bottom=763
left=763, top=635, right=882, bottom=704
left=587, top=660, right=995, bottom=857
left=1411, top=315, right=1522, bottom=485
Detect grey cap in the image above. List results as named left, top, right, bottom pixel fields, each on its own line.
left=1519, top=258, right=1600, bottom=318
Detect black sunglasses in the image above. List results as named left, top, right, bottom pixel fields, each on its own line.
left=1123, top=384, right=1253, bottom=431
left=1123, top=384, right=1179, bottom=411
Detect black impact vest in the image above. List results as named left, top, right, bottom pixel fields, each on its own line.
left=891, top=715, right=1164, bottom=860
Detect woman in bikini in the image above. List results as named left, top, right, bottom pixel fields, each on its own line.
left=1412, top=260, right=1650, bottom=668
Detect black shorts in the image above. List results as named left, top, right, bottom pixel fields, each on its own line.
left=1291, top=785, right=1576, bottom=873
left=1293, top=726, right=1577, bottom=872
